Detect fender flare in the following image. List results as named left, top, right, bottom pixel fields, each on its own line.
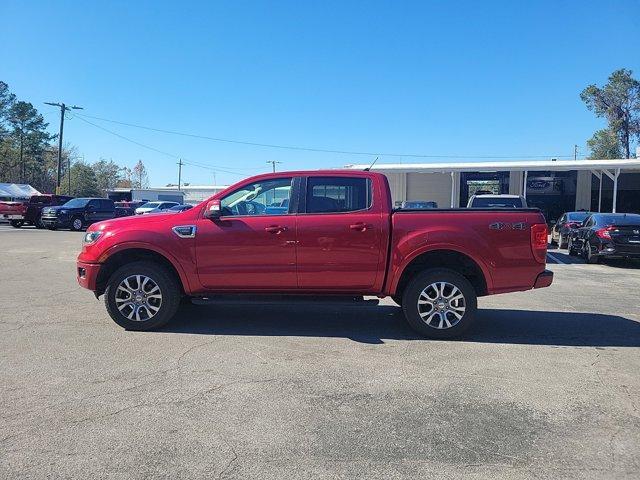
left=98, top=241, right=195, bottom=294
left=387, top=243, right=494, bottom=295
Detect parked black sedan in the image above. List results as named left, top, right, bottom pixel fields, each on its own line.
left=550, top=211, right=592, bottom=248
left=568, top=213, right=640, bottom=263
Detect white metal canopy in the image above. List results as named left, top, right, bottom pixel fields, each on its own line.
left=345, top=158, right=640, bottom=211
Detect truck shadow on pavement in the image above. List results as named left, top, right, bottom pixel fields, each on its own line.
left=161, top=303, right=640, bottom=347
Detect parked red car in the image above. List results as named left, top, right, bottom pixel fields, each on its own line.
left=77, top=171, right=552, bottom=338
left=0, top=194, right=74, bottom=228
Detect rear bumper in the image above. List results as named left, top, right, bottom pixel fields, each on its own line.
left=596, top=242, right=640, bottom=258
left=77, top=261, right=101, bottom=291
left=533, top=270, right=554, bottom=289
left=2, top=214, right=25, bottom=220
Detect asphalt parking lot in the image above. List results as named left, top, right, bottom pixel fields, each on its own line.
left=1, top=224, right=639, bottom=479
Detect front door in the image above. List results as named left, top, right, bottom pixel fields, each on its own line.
left=195, top=176, right=298, bottom=290
left=295, top=176, right=384, bottom=290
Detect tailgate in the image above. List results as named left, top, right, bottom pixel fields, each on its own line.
left=0, top=201, right=27, bottom=215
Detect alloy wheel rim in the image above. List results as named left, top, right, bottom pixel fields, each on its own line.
left=417, top=281, right=466, bottom=329
left=73, top=219, right=82, bottom=230
left=115, top=275, right=162, bottom=321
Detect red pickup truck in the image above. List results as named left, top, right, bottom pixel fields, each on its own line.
left=1, top=194, right=74, bottom=228
left=77, top=171, right=552, bottom=338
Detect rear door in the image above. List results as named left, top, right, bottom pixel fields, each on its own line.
left=295, top=175, right=384, bottom=290
left=99, top=199, right=115, bottom=220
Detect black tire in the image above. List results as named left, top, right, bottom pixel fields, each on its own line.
left=585, top=241, right=600, bottom=264
left=70, top=216, right=84, bottom=231
left=568, top=237, right=578, bottom=256
left=401, top=268, right=477, bottom=339
left=105, top=261, right=181, bottom=331
left=10, top=220, right=24, bottom=228
left=35, top=217, right=44, bottom=229
left=46, top=225, right=57, bottom=230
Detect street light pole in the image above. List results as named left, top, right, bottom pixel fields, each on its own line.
left=44, top=102, right=83, bottom=193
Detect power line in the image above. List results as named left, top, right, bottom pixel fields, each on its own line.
left=74, top=111, right=580, bottom=160
left=74, top=114, right=180, bottom=159
left=74, top=114, right=257, bottom=177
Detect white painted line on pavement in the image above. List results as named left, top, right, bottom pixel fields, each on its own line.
left=547, top=252, right=566, bottom=265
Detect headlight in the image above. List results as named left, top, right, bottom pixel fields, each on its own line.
left=83, top=231, right=103, bottom=244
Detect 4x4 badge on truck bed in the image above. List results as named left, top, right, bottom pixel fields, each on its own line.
left=489, top=222, right=528, bottom=230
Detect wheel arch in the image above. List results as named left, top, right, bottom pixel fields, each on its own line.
left=95, top=245, right=190, bottom=297
left=391, top=248, right=489, bottom=300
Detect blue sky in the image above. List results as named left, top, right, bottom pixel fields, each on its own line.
left=2, top=0, right=638, bottom=186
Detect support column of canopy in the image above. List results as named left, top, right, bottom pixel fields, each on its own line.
left=600, top=168, right=621, bottom=213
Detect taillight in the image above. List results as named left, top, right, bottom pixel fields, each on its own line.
left=595, top=226, right=614, bottom=239
left=530, top=223, right=548, bottom=264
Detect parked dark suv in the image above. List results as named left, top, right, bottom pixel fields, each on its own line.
left=568, top=213, right=640, bottom=263
left=41, top=198, right=116, bottom=231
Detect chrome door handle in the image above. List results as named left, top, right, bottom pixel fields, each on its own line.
left=350, top=222, right=367, bottom=231
left=265, top=225, right=287, bottom=234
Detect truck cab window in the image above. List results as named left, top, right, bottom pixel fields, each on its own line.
left=221, top=178, right=293, bottom=216
left=306, top=177, right=371, bottom=213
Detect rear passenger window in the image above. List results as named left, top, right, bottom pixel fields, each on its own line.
left=306, top=177, right=371, bottom=213
left=100, top=200, right=113, bottom=210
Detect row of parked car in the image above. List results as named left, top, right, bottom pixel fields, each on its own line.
left=550, top=211, right=640, bottom=263
left=0, top=194, right=193, bottom=231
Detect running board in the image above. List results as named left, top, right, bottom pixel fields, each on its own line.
left=190, top=294, right=379, bottom=306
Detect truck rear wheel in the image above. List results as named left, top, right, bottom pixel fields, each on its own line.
left=10, top=220, right=24, bottom=228
left=104, top=261, right=181, bottom=331
left=401, top=268, right=477, bottom=339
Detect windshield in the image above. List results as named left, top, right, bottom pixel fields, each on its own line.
left=141, top=202, right=161, bottom=208
left=169, top=205, right=190, bottom=211
left=567, top=212, right=590, bottom=222
left=472, top=197, right=523, bottom=208
left=594, top=214, right=640, bottom=226
left=62, top=198, right=90, bottom=208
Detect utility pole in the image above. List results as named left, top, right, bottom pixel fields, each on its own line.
left=177, top=159, right=183, bottom=190
left=266, top=160, right=282, bottom=173
left=574, top=145, right=578, bottom=160
left=44, top=102, right=83, bottom=193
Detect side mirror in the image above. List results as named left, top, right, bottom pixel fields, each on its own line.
left=87, top=205, right=95, bottom=212
left=550, top=220, right=557, bottom=226
left=203, top=199, right=222, bottom=219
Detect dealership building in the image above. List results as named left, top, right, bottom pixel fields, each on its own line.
left=345, top=158, right=640, bottom=220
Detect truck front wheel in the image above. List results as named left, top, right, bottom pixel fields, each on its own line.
left=401, top=268, right=477, bottom=339
left=104, top=261, right=181, bottom=331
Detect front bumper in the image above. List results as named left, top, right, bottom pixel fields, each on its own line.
left=533, top=270, right=554, bottom=289
left=41, top=216, right=69, bottom=228
left=77, top=261, right=101, bottom=291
